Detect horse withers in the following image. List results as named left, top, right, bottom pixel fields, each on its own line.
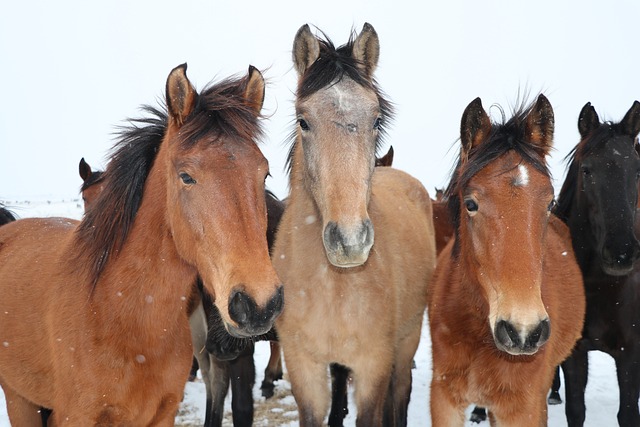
left=428, top=95, right=585, bottom=426
left=556, top=100, right=640, bottom=426
left=273, top=23, right=436, bottom=427
left=0, top=64, right=282, bottom=425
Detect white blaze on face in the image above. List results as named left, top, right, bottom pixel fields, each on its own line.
left=514, top=164, right=529, bottom=187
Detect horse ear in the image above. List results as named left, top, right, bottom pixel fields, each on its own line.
left=620, top=100, right=640, bottom=138
left=460, top=97, right=491, bottom=156
left=525, top=94, right=554, bottom=154
left=375, top=145, right=394, bottom=167
left=578, top=102, right=600, bottom=138
left=292, top=24, right=320, bottom=76
left=166, top=63, right=197, bottom=126
left=244, top=66, right=265, bottom=114
left=352, top=23, right=380, bottom=78
left=79, top=157, right=92, bottom=182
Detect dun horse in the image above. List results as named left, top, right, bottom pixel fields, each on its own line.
left=428, top=95, right=585, bottom=426
left=272, top=24, right=436, bottom=427
left=0, top=64, right=283, bottom=425
left=556, top=101, right=640, bottom=426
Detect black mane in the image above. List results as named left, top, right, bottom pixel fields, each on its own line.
left=445, top=101, right=551, bottom=256
left=75, top=73, right=264, bottom=286
left=285, top=30, right=394, bottom=174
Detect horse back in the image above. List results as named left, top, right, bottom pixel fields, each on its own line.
left=0, top=217, right=79, bottom=407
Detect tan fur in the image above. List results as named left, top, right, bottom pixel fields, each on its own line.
left=274, top=167, right=436, bottom=425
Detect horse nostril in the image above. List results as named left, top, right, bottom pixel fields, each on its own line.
left=228, top=290, right=251, bottom=327
left=495, top=320, right=521, bottom=350
left=616, top=252, right=629, bottom=264
left=526, top=319, right=550, bottom=349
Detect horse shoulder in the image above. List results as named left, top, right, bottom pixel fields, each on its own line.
left=544, top=215, right=586, bottom=359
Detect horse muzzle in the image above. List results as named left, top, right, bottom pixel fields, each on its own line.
left=601, top=239, right=640, bottom=276
left=493, top=318, right=550, bottom=356
left=226, top=285, right=284, bottom=338
left=322, top=219, right=374, bottom=267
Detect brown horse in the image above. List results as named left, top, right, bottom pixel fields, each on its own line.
left=428, top=95, right=586, bottom=426
left=78, top=157, right=105, bottom=209
left=431, top=188, right=454, bottom=255
left=0, top=64, right=283, bottom=425
left=272, top=23, right=436, bottom=427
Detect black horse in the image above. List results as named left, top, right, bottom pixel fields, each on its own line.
left=555, top=100, right=640, bottom=426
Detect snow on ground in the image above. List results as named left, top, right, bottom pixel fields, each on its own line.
left=0, top=199, right=626, bottom=426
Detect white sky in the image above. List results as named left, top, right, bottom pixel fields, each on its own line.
left=1, top=0, right=639, bottom=201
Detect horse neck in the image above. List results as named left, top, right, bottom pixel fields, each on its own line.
left=91, top=156, right=197, bottom=336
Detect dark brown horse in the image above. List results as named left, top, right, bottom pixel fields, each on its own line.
left=0, top=64, right=283, bottom=425
left=78, top=157, right=105, bottom=209
left=428, top=95, right=585, bottom=426
left=556, top=100, right=640, bottom=426
left=273, top=23, right=436, bottom=427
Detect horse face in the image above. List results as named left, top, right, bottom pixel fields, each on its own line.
left=461, top=154, right=554, bottom=355
left=164, top=65, right=283, bottom=338
left=576, top=102, right=640, bottom=275
left=292, top=24, right=385, bottom=268
left=295, top=78, right=379, bottom=267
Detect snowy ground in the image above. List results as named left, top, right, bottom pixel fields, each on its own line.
left=0, top=199, right=625, bottom=426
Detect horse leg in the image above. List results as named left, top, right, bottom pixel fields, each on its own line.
left=190, top=300, right=229, bottom=427
left=328, top=363, right=350, bottom=427
left=2, top=386, right=43, bottom=426
left=189, top=356, right=199, bottom=381
left=614, top=350, right=640, bottom=426
left=352, top=363, right=392, bottom=427
left=261, top=341, right=283, bottom=398
left=429, top=376, right=466, bottom=426
left=229, top=344, right=256, bottom=427
left=385, top=328, right=422, bottom=427
left=469, top=406, right=487, bottom=423
left=561, top=347, right=589, bottom=427
left=284, top=352, right=330, bottom=427
left=547, top=366, right=562, bottom=405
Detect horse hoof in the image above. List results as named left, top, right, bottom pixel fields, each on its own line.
left=548, top=392, right=562, bottom=405
left=470, top=407, right=487, bottom=423
left=261, top=382, right=275, bottom=399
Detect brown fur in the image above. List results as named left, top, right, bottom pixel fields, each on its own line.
left=274, top=24, right=436, bottom=427
left=0, top=64, right=280, bottom=425
left=428, top=96, right=585, bottom=426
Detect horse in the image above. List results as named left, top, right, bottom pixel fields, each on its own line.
left=428, top=94, right=586, bottom=426
left=78, top=157, right=105, bottom=209
left=271, top=23, right=436, bottom=427
left=0, top=63, right=283, bottom=425
left=0, top=204, right=16, bottom=225
left=431, top=188, right=454, bottom=255
left=555, top=100, right=640, bottom=426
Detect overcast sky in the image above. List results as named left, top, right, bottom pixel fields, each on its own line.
left=1, top=0, right=639, bottom=201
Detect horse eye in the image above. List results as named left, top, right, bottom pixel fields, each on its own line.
left=298, top=118, right=309, bottom=131
left=373, top=117, right=382, bottom=130
left=179, top=172, right=196, bottom=185
left=582, top=167, right=591, bottom=176
left=464, top=199, right=478, bottom=213
left=548, top=199, right=557, bottom=212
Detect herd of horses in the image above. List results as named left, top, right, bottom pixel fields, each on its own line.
left=0, top=22, right=639, bottom=427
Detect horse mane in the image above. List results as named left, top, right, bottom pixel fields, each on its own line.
left=285, top=29, right=394, bottom=174
left=555, top=122, right=638, bottom=223
left=0, top=204, right=16, bottom=225
left=445, top=100, right=551, bottom=257
left=75, top=74, right=265, bottom=286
